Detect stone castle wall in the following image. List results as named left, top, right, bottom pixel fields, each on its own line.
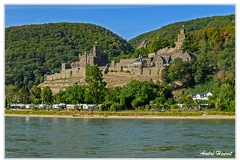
left=156, top=47, right=175, bottom=55
left=42, top=27, right=193, bottom=93
left=120, top=58, right=136, bottom=67
left=142, top=68, right=151, bottom=75
left=106, top=66, right=162, bottom=76
left=45, top=68, right=85, bottom=81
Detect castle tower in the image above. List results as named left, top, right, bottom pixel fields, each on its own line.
left=62, top=63, right=67, bottom=72
left=176, top=26, right=185, bottom=50
left=84, top=52, right=88, bottom=67
left=93, top=45, right=98, bottom=57
left=78, top=53, right=81, bottom=62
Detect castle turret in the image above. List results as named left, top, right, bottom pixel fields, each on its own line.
left=61, top=63, right=71, bottom=72
left=93, top=45, right=98, bottom=57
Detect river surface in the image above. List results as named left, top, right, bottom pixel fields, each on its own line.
left=5, top=116, right=235, bottom=158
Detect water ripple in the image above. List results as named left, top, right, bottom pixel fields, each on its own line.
left=5, top=117, right=235, bottom=158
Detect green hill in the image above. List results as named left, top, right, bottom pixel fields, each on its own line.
left=5, top=23, right=134, bottom=89
left=5, top=15, right=235, bottom=92
left=129, top=14, right=235, bottom=48
left=5, top=15, right=235, bottom=111
left=127, top=14, right=235, bottom=110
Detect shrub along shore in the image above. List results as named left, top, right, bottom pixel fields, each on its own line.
left=5, top=110, right=235, bottom=119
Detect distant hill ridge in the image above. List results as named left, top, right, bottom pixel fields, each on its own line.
left=128, top=14, right=235, bottom=48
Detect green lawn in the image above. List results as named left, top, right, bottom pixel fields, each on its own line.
left=5, top=109, right=235, bottom=117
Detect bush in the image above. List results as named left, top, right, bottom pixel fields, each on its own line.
left=131, top=97, right=146, bottom=109
left=170, top=104, right=178, bottom=110
left=110, top=102, right=119, bottom=112
left=100, top=101, right=114, bottom=111
left=145, top=104, right=150, bottom=111
left=5, top=106, right=10, bottom=110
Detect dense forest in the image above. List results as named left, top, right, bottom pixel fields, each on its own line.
left=5, top=23, right=134, bottom=89
left=5, top=14, right=235, bottom=111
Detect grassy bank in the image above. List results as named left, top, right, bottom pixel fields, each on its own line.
left=5, top=109, right=235, bottom=117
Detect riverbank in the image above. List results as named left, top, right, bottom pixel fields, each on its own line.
left=5, top=110, right=235, bottom=119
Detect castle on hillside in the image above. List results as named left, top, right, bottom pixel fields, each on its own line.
left=41, top=26, right=195, bottom=94
left=106, top=26, right=195, bottom=75
left=44, top=46, right=108, bottom=81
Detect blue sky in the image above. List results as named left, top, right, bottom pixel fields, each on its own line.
left=4, top=5, right=235, bottom=40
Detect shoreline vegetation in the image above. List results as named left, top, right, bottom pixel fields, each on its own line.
left=5, top=110, right=235, bottom=119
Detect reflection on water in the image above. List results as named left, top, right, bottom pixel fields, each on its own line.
left=5, top=117, right=235, bottom=158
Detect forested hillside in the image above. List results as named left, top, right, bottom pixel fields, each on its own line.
left=126, top=14, right=235, bottom=111
left=129, top=14, right=235, bottom=48
left=5, top=14, right=235, bottom=111
left=5, top=23, right=134, bottom=89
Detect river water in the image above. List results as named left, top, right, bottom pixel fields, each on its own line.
left=5, top=116, right=235, bottom=158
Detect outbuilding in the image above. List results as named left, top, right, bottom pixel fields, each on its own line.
left=192, top=92, right=212, bottom=101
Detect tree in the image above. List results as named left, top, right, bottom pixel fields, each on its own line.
left=18, top=86, right=31, bottom=104
left=168, top=58, right=184, bottom=81
left=214, top=83, right=235, bottom=111
left=30, top=85, right=42, bottom=104
left=64, top=85, right=85, bottom=104
left=152, top=92, right=166, bottom=109
left=131, top=97, right=146, bottom=109
left=133, top=47, right=149, bottom=58
left=117, top=80, right=158, bottom=109
left=192, top=56, right=213, bottom=84
left=41, top=86, right=52, bottom=104
left=53, top=89, right=66, bottom=104
left=147, top=38, right=170, bottom=53
left=182, top=33, right=199, bottom=53
left=161, top=68, right=170, bottom=84
left=205, top=28, right=224, bottom=51
left=84, top=64, right=107, bottom=104
left=5, top=85, right=18, bottom=105
left=168, top=58, right=194, bottom=87
left=179, top=94, right=194, bottom=109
